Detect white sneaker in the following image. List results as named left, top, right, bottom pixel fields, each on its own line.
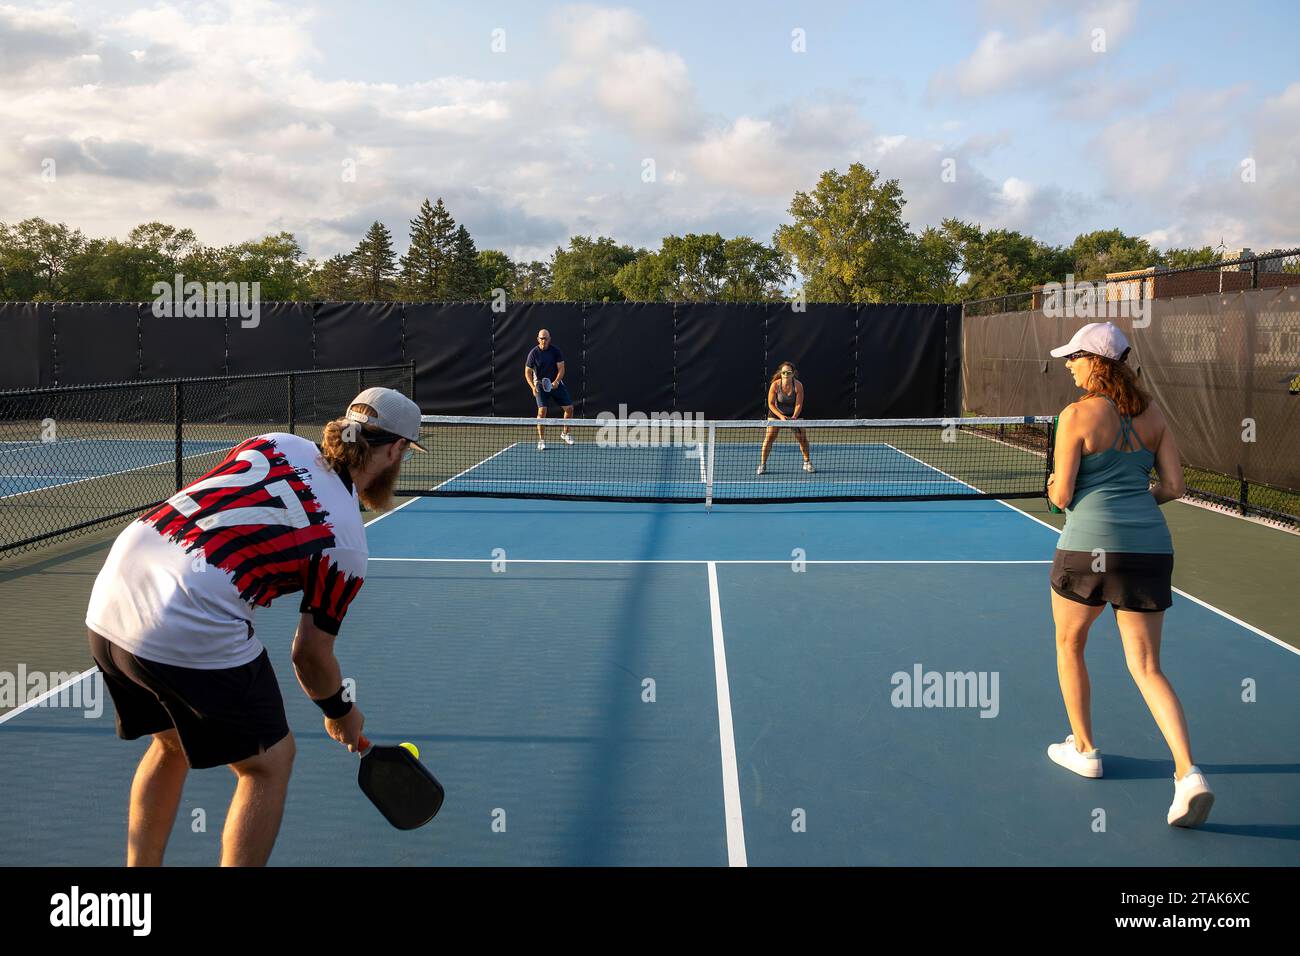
left=537, top=440, right=546, bottom=451
left=1047, top=734, right=1103, bottom=778
left=756, top=464, right=765, bottom=475
left=562, top=432, right=574, bottom=445
left=803, top=460, right=814, bottom=473
left=1167, top=767, right=1214, bottom=827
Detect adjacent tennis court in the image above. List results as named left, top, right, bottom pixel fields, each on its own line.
left=1, top=425, right=1296, bottom=866
left=1, top=437, right=233, bottom=498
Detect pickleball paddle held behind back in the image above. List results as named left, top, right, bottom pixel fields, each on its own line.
left=357, top=735, right=445, bottom=830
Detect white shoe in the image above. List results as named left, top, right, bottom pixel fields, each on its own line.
left=1047, top=734, right=1103, bottom=778
left=756, top=464, right=765, bottom=476
left=537, top=440, right=545, bottom=451
left=1167, top=767, right=1214, bottom=827
left=803, top=460, right=814, bottom=473
left=562, top=432, right=574, bottom=445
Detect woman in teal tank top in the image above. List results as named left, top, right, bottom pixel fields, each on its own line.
left=1043, top=322, right=1214, bottom=828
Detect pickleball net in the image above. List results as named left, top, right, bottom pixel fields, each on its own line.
left=400, top=415, right=1055, bottom=505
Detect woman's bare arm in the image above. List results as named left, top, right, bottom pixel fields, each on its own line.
left=1049, top=404, right=1083, bottom=510
left=1148, top=405, right=1186, bottom=504
left=792, top=381, right=804, bottom=419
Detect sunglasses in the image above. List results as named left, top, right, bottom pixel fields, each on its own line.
left=1064, top=350, right=1091, bottom=361
left=780, top=371, right=794, bottom=376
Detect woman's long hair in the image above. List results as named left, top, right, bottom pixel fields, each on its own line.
left=770, top=361, right=798, bottom=387
left=1084, top=354, right=1151, bottom=418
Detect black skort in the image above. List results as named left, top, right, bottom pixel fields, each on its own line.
left=1050, top=549, right=1174, bottom=613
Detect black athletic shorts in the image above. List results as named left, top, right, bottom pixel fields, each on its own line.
left=1050, top=550, right=1174, bottom=613
left=88, top=630, right=290, bottom=769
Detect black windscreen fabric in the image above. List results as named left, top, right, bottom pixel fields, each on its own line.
left=54, top=303, right=141, bottom=384
left=584, top=302, right=674, bottom=417
left=763, top=305, right=856, bottom=418
left=0, top=303, right=49, bottom=389
left=856, top=304, right=948, bottom=417
left=674, top=302, right=767, bottom=419
left=140, top=309, right=226, bottom=379
left=226, top=302, right=313, bottom=375
left=942, top=304, right=962, bottom=416
left=404, top=302, right=493, bottom=415
left=492, top=303, right=585, bottom=417
left=313, top=302, right=404, bottom=369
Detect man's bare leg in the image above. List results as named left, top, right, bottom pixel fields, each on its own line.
left=221, top=733, right=295, bottom=867
left=127, top=729, right=189, bottom=866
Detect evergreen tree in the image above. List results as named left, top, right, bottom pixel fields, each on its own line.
left=448, top=224, right=483, bottom=298
left=352, top=221, right=397, bottom=300
left=314, top=253, right=357, bottom=300
left=399, top=198, right=458, bottom=299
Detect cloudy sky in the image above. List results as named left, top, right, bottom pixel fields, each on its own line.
left=1, top=0, right=1296, bottom=263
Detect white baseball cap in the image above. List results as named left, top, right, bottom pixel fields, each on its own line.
left=345, top=387, right=427, bottom=451
left=1050, top=322, right=1131, bottom=361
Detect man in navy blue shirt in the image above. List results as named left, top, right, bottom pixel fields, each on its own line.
left=524, top=328, right=575, bottom=450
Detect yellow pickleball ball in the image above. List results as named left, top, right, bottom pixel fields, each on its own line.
left=399, top=741, right=419, bottom=759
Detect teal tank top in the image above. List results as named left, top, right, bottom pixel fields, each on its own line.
left=1057, top=398, right=1173, bottom=554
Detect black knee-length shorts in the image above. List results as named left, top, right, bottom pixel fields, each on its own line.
left=1050, top=549, right=1174, bottom=613
left=88, top=629, right=290, bottom=769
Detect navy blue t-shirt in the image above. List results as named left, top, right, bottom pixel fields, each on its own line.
left=526, top=345, right=565, bottom=382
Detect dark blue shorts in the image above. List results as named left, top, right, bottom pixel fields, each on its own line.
left=535, top=382, right=573, bottom=409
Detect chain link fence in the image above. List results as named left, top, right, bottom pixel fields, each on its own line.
left=0, top=364, right=414, bottom=558
left=963, top=272, right=1299, bottom=529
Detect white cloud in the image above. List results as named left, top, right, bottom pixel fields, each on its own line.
left=0, top=0, right=1290, bottom=267
left=931, top=0, right=1137, bottom=98
left=1092, top=86, right=1246, bottom=196
left=545, top=4, right=700, bottom=141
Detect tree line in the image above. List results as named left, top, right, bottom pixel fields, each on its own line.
left=1, top=164, right=1229, bottom=305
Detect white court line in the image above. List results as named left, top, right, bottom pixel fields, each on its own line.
left=0, top=444, right=233, bottom=501
left=368, top=557, right=1052, bottom=565
left=899, top=448, right=1300, bottom=654
left=993, top=499, right=1298, bottom=656
left=0, top=667, right=99, bottom=726
left=3, top=443, right=523, bottom=720
left=707, top=561, right=747, bottom=867
left=368, top=442, right=523, bottom=528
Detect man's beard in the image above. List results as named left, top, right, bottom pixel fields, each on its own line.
left=358, top=458, right=402, bottom=512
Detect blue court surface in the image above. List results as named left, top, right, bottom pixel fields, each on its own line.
left=1, top=494, right=1297, bottom=866
left=0, top=438, right=233, bottom=497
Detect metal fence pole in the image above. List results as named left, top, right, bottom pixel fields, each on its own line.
left=173, top=381, right=184, bottom=492
left=287, top=372, right=296, bottom=434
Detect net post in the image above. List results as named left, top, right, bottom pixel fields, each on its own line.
left=705, top=423, right=716, bottom=510
left=173, top=381, right=184, bottom=492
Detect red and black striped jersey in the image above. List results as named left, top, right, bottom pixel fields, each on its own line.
left=86, top=434, right=368, bottom=669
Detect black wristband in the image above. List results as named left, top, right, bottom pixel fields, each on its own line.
left=312, top=686, right=353, bottom=720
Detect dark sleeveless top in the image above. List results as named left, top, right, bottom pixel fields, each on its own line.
left=772, top=380, right=798, bottom=416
